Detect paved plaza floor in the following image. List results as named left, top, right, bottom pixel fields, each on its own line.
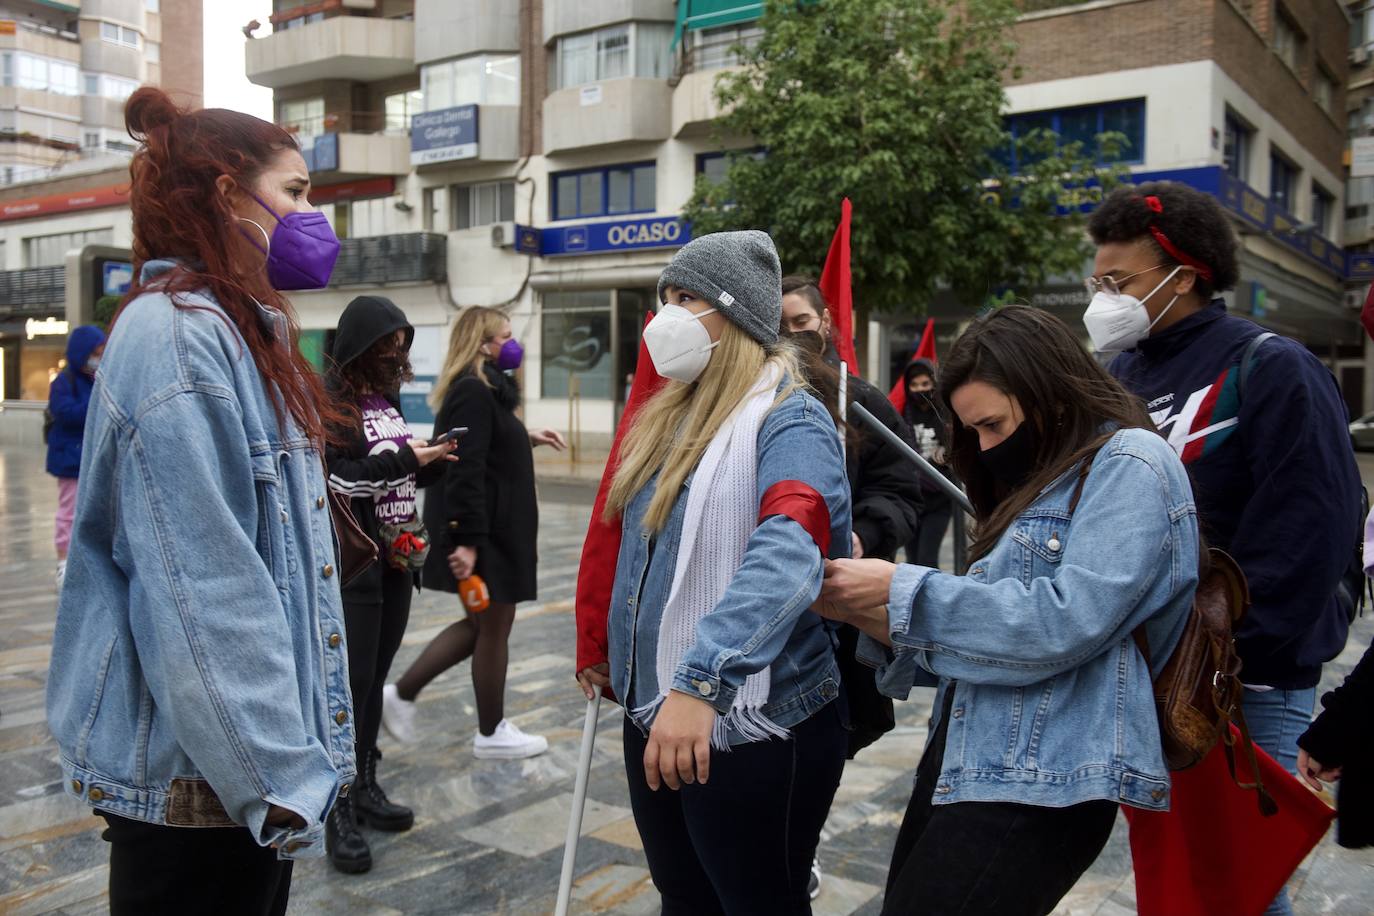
left=2, top=442, right=1373, bottom=914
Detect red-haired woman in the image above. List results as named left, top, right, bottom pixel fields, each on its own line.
left=46, top=88, right=354, bottom=914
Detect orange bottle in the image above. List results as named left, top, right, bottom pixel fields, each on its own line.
left=458, top=574, right=490, bottom=613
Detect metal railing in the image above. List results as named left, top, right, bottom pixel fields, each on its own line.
left=676, top=27, right=763, bottom=77
left=282, top=110, right=415, bottom=139
left=329, top=233, right=446, bottom=287
left=0, top=266, right=65, bottom=314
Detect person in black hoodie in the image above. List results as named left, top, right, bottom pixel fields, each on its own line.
left=1088, top=182, right=1362, bottom=916
left=1298, top=632, right=1374, bottom=849
left=383, top=306, right=565, bottom=760
left=900, top=358, right=953, bottom=568
left=323, top=295, right=456, bottom=874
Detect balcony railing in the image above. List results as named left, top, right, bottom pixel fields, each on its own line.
left=282, top=110, right=415, bottom=140
left=675, top=26, right=762, bottom=79
left=0, top=265, right=65, bottom=314
left=329, top=233, right=446, bottom=287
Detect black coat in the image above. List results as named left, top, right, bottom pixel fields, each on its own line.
left=421, top=364, right=538, bottom=603
left=1298, top=637, right=1374, bottom=848
left=846, top=375, right=922, bottom=561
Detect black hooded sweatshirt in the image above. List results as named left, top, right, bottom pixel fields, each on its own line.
left=325, top=295, right=443, bottom=603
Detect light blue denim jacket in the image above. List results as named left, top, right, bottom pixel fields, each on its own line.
left=609, top=386, right=852, bottom=743
left=46, top=260, right=354, bottom=858
left=861, top=427, right=1198, bottom=810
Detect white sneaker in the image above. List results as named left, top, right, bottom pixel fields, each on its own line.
left=55, top=560, right=66, bottom=592
left=473, top=719, right=548, bottom=759
left=808, top=857, right=822, bottom=900
left=381, top=684, right=417, bottom=744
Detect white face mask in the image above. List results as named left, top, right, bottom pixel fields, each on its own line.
left=643, top=304, right=719, bottom=383
left=1082, top=265, right=1183, bottom=353
left=85, top=355, right=101, bottom=373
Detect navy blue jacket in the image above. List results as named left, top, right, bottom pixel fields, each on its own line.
left=1109, top=300, right=1361, bottom=689
left=45, top=325, right=105, bottom=478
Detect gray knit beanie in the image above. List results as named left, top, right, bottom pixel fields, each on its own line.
left=656, top=230, right=782, bottom=346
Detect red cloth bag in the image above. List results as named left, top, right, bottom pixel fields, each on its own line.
left=1125, top=727, right=1334, bottom=916
left=573, top=314, right=668, bottom=696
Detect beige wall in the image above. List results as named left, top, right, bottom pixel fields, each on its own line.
left=158, top=0, right=203, bottom=106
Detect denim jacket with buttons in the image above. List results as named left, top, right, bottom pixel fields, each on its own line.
left=861, top=427, right=1198, bottom=810
left=46, top=260, right=354, bottom=859
left=609, top=386, right=852, bottom=743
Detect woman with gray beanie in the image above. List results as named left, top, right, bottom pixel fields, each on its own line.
left=576, top=230, right=852, bottom=913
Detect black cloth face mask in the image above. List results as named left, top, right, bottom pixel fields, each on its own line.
left=977, top=420, right=1037, bottom=489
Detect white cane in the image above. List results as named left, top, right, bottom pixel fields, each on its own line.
left=555, top=686, right=602, bottom=916
left=837, top=361, right=848, bottom=465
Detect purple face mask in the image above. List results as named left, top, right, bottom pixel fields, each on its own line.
left=496, top=338, right=524, bottom=371
left=240, top=192, right=341, bottom=290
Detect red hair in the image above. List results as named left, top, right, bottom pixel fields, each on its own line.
left=118, top=87, right=348, bottom=445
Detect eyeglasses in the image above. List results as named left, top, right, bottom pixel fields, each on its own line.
left=1083, top=264, right=1169, bottom=297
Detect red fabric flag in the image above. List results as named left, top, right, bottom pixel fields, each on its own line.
left=573, top=313, right=669, bottom=696
left=888, top=318, right=937, bottom=414
left=819, top=198, right=859, bottom=372
left=1124, top=729, right=1334, bottom=916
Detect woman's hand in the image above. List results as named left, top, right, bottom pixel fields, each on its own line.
left=407, top=438, right=458, bottom=468
left=529, top=428, right=568, bottom=451
left=448, top=545, right=477, bottom=580
left=644, top=691, right=717, bottom=791
left=1297, top=748, right=1342, bottom=791
left=851, top=532, right=865, bottom=560
left=576, top=663, right=610, bottom=701
left=823, top=559, right=897, bottom=609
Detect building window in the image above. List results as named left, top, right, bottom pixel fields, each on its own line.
left=100, top=22, right=141, bottom=50
left=147, top=0, right=160, bottom=11
left=279, top=98, right=325, bottom=139
left=552, top=162, right=656, bottom=220
left=83, top=72, right=98, bottom=95
left=384, top=89, right=423, bottom=133
left=1223, top=113, right=1251, bottom=182
left=452, top=181, right=515, bottom=230
left=1314, top=67, right=1334, bottom=114
left=685, top=24, right=763, bottom=72
left=99, top=75, right=139, bottom=102
left=1274, top=8, right=1302, bottom=71
left=23, top=228, right=114, bottom=268
left=555, top=23, right=673, bottom=89
left=146, top=41, right=160, bottom=64
left=1, top=52, right=80, bottom=95
left=542, top=290, right=613, bottom=400
left=421, top=54, right=519, bottom=112
left=697, top=152, right=730, bottom=185
left=82, top=131, right=100, bottom=149
left=1270, top=150, right=1299, bottom=214
left=1003, top=99, right=1145, bottom=170
left=1311, top=183, right=1335, bottom=236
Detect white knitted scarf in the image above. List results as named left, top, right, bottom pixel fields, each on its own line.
left=631, top=362, right=790, bottom=750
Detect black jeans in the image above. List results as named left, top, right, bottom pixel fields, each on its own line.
left=907, top=497, right=952, bottom=569
left=623, top=701, right=847, bottom=916
left=882, top=695, right=1118, bottom=915
left=343, top=566, right=413, bottom=768
left=101, top=813, right=292, bottom=916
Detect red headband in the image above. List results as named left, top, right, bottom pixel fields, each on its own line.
left=1139, top=195, right=1214, bottom=282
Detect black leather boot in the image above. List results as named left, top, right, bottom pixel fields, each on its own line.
left=354, top=746, right=415, bottom=832
left=325, top=790, right=372, bottom=874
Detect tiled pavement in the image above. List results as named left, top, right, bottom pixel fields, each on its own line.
left=2, top=441, right=1373, bottom=914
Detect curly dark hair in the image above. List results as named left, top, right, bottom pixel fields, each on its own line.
left=1087, top=181, right=1239, bottom=299
left=332, top=335, right=414, bottom=428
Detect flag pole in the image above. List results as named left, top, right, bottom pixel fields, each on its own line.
left=555, top=687, right=602, bottom=916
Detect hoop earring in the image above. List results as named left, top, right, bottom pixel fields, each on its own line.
left=237, top=217, right=271, bottom=251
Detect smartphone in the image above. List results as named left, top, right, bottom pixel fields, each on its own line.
left=428, top=427, right=469, bottom=446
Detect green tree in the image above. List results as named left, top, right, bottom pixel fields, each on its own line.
left=684, top=0, right=1128, bottom=318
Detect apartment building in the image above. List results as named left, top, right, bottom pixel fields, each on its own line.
left=0, top=0, right=201, bottom=402
left=244, top=0, right=1362, bottom=437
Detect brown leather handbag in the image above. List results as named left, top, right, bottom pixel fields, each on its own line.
left=1067, top=459, right=1276, bottom=814
left=328, top=488, right=378, bottom=586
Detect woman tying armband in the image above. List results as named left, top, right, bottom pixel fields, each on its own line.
left=819, top=306, right=1200, bottom=916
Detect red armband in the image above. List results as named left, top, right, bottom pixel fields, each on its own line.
left=759, top=480, right=831, bottom=556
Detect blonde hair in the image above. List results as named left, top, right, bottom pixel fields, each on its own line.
left=606, top=322, right=802, bottom=532
left=430, top=306, right=509, bottom=411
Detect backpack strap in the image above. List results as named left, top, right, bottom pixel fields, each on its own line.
left=1236, top=331, right=1276, bottom=403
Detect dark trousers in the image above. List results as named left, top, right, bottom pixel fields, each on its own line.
left=907, top=497, right=952, bottom=569
left=882, top=700, right=1117, bottom=915
left=343, top=567, right=413, bottom=768
left=101, top=813, right=292, bottom=916
left=623, top=701, right=847, bottom=916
